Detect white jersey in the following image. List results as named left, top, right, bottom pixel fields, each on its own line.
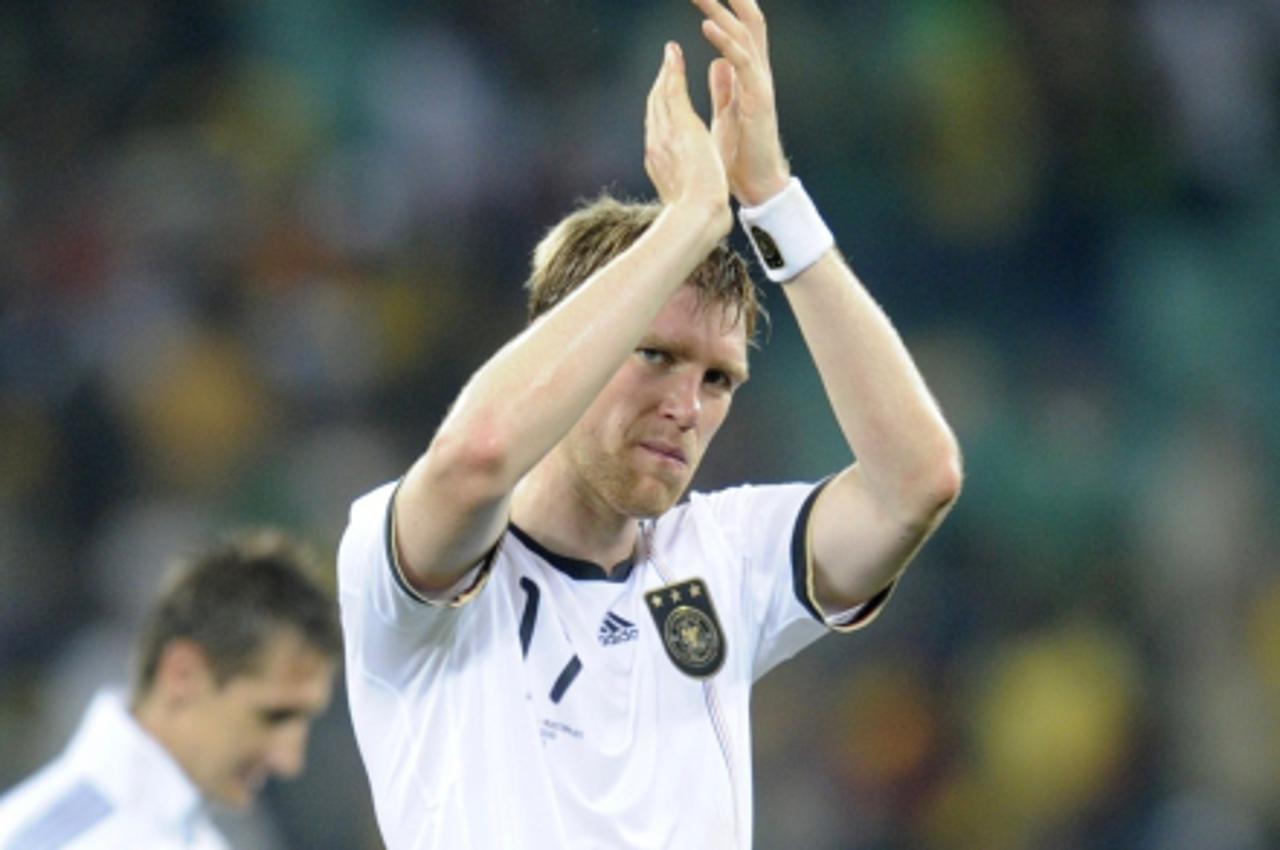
left=338, top=480, right=892, bottom=850
left=0, top=690, right=229, bottom=850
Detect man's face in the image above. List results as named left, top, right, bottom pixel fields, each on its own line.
left=177, top=630, right=336, bottom=809
left=563, top=285, right=749, bottom=518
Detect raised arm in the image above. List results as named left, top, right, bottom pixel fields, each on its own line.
left=394, top=42, right=732, bottom=594
left=696, top=0, right=962, bottom=611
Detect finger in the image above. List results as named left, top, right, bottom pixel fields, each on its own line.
left=724, top=0, right=768, bottom=47
left=648, top=43, right=676, bottom=129
left=645, top=47, right=668, bottom=163
left=691, top=0, right=753, bottom=50
left=647, top=42, right=669, bottom=107
left=663, top=41, right=692, bottom=111
left=708, top=57, right=735, bottom=118
left=700, top=18, right=753, bottom=72
left=708, top=57, right=738, bottom=156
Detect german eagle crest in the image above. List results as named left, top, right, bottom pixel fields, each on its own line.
left=646, top=578, right=726, bottom=678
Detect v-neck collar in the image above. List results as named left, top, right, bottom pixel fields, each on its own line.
left=508, top=523, right=637, bottom=583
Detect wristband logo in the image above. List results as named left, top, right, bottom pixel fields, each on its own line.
left=749, top=226, right=785, bottom=270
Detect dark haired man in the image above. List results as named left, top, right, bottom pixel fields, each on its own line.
left=0, top=531, right=341, bottom=849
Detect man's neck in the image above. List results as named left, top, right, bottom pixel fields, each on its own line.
left=511, top=460, right=639, bottom=575
left=131, top=694, right=193, bottom=787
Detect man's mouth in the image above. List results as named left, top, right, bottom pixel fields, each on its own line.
left=238, top=768, right=268, bottom=799
left=638, top=441, right=688, bottom=466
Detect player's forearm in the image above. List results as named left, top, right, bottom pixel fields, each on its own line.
left=784, top=250, right=963, bottom=519
left=440, top=200, right=727, bottom=483
left=394, top=200, right=729, bottom=585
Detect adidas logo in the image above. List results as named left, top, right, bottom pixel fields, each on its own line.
left=598, top=611, right=639, bottom=646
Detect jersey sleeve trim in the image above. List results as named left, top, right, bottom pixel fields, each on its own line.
left=790, top=479, right=898, bottom=633
left=384, top=478, right=496, bottom=608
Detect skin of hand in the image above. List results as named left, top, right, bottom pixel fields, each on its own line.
left=692, top=0, right=792, bottom=206
left=645, top=40, right=732, bottom=221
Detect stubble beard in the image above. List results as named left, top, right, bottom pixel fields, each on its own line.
left=575, top=442, right=691, bottom=520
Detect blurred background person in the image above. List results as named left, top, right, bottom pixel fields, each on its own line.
left=0, top=530, right=341, bottom=849
left=1, top=1, right=1277, bottom=848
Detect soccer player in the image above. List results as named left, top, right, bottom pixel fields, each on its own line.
left=0, top=531, right=342, bottom=850
left=337, top=0, right=962, bottom=847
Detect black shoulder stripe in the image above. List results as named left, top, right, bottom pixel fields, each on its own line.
left=384, top=479, right=500, bottom=606
left=383, top=478, right=430, bottom=605
left=790, top=479, right=833, bottom=624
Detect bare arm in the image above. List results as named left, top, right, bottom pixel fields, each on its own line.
left=395, top=42, right=732, bottom=594
left=697, top=0, right=962, bottom=610
left=779, top=253, right=962, bottom=609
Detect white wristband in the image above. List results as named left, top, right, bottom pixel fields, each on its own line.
left=737, top=177, right=834, bottom=283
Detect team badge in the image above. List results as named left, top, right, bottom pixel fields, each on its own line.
left=646, top=578, right=726, bottom=678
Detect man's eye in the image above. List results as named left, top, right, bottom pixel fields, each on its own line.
left=637, top=348, right=667, bottom=364
left=705, top=370, right=733, bottom=390
left=259, top=708, right=299, bottom=726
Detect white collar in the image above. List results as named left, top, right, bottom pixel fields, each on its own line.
left=67, top=689, right=211, bottom=839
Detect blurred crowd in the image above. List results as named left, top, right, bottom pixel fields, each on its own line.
left=1, top=0, right=1278, bottom=848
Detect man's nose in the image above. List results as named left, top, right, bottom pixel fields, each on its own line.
left=267, top=725, right=309, bottom=779
left=659, top=373, right=701, bottom=429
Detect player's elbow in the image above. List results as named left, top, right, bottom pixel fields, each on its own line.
left=883, top=432, right=962, bottom=532
left=913, top=434, right=964, bottom=519
left=422, top=415, right=520, bottom=505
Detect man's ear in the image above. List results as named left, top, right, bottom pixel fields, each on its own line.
left=152, top=638, right=215, bottom=704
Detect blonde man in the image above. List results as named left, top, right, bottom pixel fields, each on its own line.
left=338, top=1, right=961, bottom=847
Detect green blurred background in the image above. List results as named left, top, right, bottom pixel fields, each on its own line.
left=1, top=0, right=1278, bottom=847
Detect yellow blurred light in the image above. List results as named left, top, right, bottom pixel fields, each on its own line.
left=969, top=623, right=1141, bottom=825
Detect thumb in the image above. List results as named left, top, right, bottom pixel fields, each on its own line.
left=708, top=57, right=736, bottom=154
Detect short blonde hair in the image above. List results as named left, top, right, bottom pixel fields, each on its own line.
left=525, top=195, right=763, bottom=341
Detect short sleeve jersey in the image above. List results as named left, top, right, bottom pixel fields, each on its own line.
left=338, top=480, right=892, bottom=850
left=0, top=691, right=230, bottom=850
